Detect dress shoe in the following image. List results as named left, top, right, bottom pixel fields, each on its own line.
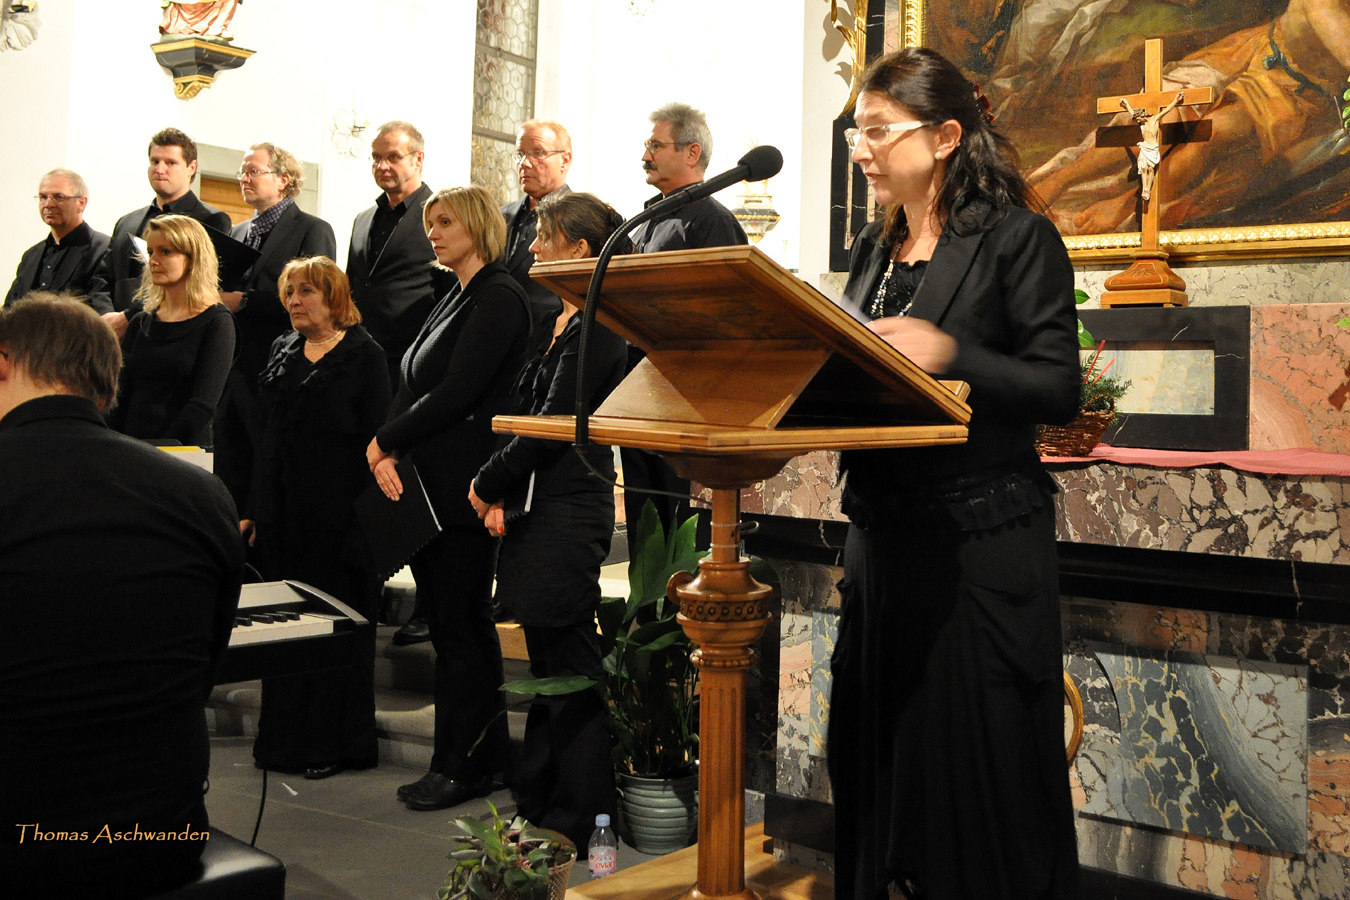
left=304, top=763, right=345, bottom=780
left=403, top=774, right=494, bottom=811
left=392, top=617, right=431, bottom=646
left=397, top=771, right=440, bottom=800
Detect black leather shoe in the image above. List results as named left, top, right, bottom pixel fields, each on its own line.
left=397, top=771, right=440, bottom=800
left=403, top=775, right=494, bottom=811
left=391, top=617, right=431, bottom=646
left=304, top=764, right=345, bottom=780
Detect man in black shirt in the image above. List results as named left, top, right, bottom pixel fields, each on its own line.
left=0, top=295, right=245, bottom=899
left=4, top=169, right=111, bottom=311
left=347, top=120, right=450, bottom=645
left=98, top=128, right=233, bottom=338
left=501, top=119, right=571, bottom=354
left=624, top=103, right=748, bottom=549
left=215, top=142, right=338, bottom=510
left=631, top=102, right=748, bottom=252
left=347, top=121, right=451, bottom=393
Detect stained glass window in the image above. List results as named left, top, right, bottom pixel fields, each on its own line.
left=472, top=0, right=538, bottom=206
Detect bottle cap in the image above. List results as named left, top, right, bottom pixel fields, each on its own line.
left=595, top=814, right=611, bottom=827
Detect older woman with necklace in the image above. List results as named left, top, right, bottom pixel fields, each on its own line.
left=242, top=256, right=391, bottom=778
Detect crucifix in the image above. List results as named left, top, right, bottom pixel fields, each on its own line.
left=1096, top=39, right=1214, bottom=307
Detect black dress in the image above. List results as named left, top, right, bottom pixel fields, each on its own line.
left=246, top=326, right=391, bottom=771
left=109, top=302, right=236, bottom=447
left=828, top=205, right=1082, bottom=900
left=375, top=260, right=532, bottom=782
left=473, top=313, right=627, bottom=848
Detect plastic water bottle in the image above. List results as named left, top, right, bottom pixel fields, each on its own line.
left=587, top=814, right=618, bottom=879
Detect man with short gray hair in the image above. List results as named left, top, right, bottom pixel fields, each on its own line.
left=215, top=142, right=337, bottom=510
left=4, top=169, right=111, bottom=311
left=630, top=102, right=747, bottom=251
left=502, top=118, right=572, bottom=354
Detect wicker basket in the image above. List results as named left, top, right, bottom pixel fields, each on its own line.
left=489, top=858, right=574, bottom=900
left=1036, top=402, right=1114, bottom=457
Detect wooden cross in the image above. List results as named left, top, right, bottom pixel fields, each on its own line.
left=1095, top=39, right=1213, bottom=307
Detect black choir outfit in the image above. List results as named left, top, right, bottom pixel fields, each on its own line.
left=828, top=203, right=1081, bottom=900
left=0, top=395, right=244, bottom=899
left=472, top=313, right=628, bottom=849
left=214, top=200, right=338, bottom=510
left=246, top=326, right=391, bottom=773
left=97, top=190, right=232, bottom=314
left=347, top=183, right=455, bottom=389
left=4, top=220, right=112, bottom=311
left=374, top=260, right=532, bottom=785
left=109, top=302, right=236, bottom=447
left=501, top=190, right=567, bottom=356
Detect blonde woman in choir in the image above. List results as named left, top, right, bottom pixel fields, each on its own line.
left=829, top=48, right=1081, bottom=900
left=108, top=214, right=234, bottom=447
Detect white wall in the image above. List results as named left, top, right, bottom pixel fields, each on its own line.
left=0, top=0, right=476, bottom=284
left=2, top=0, right=852, bottom=289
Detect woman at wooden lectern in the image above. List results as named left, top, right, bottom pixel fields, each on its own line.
left=830, top=48, right=1082, bottom=900
left=366, top=186, right=533, bottom=810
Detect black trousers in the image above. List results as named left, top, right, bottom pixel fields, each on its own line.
left=828, top=504, right=1079, bottom=900
left=411, top=526, right=508, bottom=779
left=212, top=370, right=262, bottom=510
left=515, top=622, right=616, bottom=849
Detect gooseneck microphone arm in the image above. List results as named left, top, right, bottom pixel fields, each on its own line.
left=572, top=145, right=784, bottom=452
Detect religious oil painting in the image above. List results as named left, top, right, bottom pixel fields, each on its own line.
left=901, top=0, right=1350, bottom=258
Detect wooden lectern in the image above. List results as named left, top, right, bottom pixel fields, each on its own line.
left=495, top=245, right=971, bottom=900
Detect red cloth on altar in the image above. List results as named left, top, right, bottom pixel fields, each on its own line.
left=1041, top=444, right=1350, bottom=477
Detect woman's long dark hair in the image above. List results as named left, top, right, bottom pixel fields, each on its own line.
left=859, top=47, right=1043, bottom=246
left=536, top=191, right=634, bottom=257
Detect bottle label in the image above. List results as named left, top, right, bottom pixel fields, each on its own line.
left=589, top=847, right=617, bottom=877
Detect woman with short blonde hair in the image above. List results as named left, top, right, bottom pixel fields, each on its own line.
left=109, top=214, right=234, bottom=447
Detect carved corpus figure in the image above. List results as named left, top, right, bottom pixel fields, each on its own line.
left=1122, top=92, right=1185, bottom=202
left=160, top=0, right=241, bottom=40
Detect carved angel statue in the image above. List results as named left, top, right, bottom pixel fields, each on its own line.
left=1, top=2, right=41, bottom=52
left=160, top=0, right=241, bottom=41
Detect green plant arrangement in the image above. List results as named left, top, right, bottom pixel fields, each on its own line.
left=1075, top=288, right=1095, bottom=348
left=598, top=501, right=706, bottom=778
left=1080, top=340, right=1132, bottom=421
left=439, top=802, right=576, bottom=900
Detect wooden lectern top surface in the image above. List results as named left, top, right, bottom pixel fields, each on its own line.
left=530, top=245, right=971, bottom=426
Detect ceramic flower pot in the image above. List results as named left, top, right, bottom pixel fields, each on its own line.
left=615, top=771, right=698, bottom=854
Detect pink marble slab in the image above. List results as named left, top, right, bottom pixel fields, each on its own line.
left=1250, top=303, right=1350, bottom=454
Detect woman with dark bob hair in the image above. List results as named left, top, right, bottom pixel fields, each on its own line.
left=366, top=185, right=532, bottom=811
left=109, top=214, right=234, bottom=447
left=829, top=48, right=1081, bottom=900
left=243, top=256, right=391, bottom=778
left=467, top=191, right=630, bottom=849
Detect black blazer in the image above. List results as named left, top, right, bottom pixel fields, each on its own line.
left=230, top=204, right=338, bottom=389
left=4, top=222, right=112, bottom=311
left=99, top=191, right=233, bottom=313
left=346, top=183, right=453, bottom=363
left=375, top=261, right=532, bottom=530
left=838, top=203, right=1080, bottom=493
left=501, top=193, right=566, bottom=354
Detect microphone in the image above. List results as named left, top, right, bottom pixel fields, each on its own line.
left=642, top=145, right=785, bottom=219
left=573, top=146, right=785, bottom=451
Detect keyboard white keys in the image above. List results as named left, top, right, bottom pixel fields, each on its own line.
left=229, top=612, right=337, bottom=646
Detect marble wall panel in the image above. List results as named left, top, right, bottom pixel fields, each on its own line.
left=1082, top=644, right=1308, bottom=854
left=1051, top=466, right=1350, bottom=563
left=1077, top=258, right=1350, bottom=309
left=1249, top=304, right=1350, bottom=455
left=741, top=450, right=845, bottom=523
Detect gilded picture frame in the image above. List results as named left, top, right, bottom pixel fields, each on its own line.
left=898, top=0, right=1350, bottom=263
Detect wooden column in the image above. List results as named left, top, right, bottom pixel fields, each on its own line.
left=666, top=466, right=777, bottom=900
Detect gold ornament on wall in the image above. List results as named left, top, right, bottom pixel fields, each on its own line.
left=152, top=1, right=254, bottom=100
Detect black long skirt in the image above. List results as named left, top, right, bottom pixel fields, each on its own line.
left=827, top=503, right=1079, bottom=900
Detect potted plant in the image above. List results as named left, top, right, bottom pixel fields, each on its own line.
left=439, top=801, right=576, bottom=900
left=1036, top=290, right=1133, bottom=456
left=598, top=501, right=705, bottom=853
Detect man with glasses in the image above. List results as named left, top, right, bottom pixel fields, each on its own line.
left=4, top=169, right=110, bottom=311
left=214, top=143, right=337, bottom=512
left=348, top=120, right=450, bottom=647
left=631, top=102, right=748, bottom=252
left=623, top=103, right=747, bottom=553
left=502, top=119, right=573, bottom=355
left=347, top=120, right=450, bottom=395
left=97, top=128, right=233, bottom=338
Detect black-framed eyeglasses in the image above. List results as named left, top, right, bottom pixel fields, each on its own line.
left=514, top=149, right=566, bottom=164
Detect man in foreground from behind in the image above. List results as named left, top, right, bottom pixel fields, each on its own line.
left=0, top=294, right=245, bottom=899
